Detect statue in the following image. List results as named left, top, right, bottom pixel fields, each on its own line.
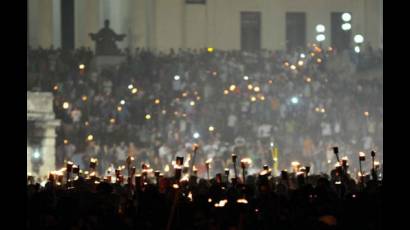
left=89, top=19, right=126, bottom=56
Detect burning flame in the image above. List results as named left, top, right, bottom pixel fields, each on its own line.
left=164, top=164, right=170, bottom=172
left=180, top=174, right=190, bottom=182
left=291, top=161, right=300, bottom=167
left=187, top=192, right=193, bottom=202
left=214, top=199, right=228, bottom=208
left=241, top=158, right=252, bottom=165
left=237, top=198, right=248, bottom=204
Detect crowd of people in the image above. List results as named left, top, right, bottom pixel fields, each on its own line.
left=27, top=44, right=383, bottom=177
left=26, top=154, right=382, bottom=230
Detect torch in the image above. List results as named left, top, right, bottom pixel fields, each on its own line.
left=359, top=152, right=366, bottom=182
left=72, top=165, right=80, bottom=177
left=190, top=144, right=199, bottom=175
left=224, top=168, right=230, bottom=182
left=333, top=147, right=340, bottom=162
left=126, top=156, right=135, bottom=177
left=232, top=153, right=238, bottom=179
left=66, top=161, right=73, bottom=185
left=370, top=150, right=377, bottom=180
left=205, top=158, right=212, bottom=181
left=240, top=158, right=252, bottom=184
left=90, top=158, right=98, bottom=172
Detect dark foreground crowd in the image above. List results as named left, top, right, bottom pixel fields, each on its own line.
left=27, top=155, right=382, bottom=230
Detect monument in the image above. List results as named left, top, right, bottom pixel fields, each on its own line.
left=27, top=92, right=60, bottom=178
left=89, top=19, right=127, bottom=71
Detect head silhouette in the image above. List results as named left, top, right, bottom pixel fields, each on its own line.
left=104, top=19, right=110, bottom=28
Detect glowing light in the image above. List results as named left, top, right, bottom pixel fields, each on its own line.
left=161, top=110, right=166, bottom=115
left=80, top=95, right=87, bottom=101
left=291, top=97, right=299, bottom=104
left=214, top=199, right=228, bottom=207
left=154, top=99, right=160, bottom=105
left=364, top=111, right=369, bottom=117
left=53, top=85, right=59, bottom=91
left=237, top=198, right=248, bottom=204
left=193, top=132, right=200, bottom=139
left=359, top=152, right=366, bottom=157
left=342, top=13, right=352, bottom=22
left=243, top=76, right=249, bottom=81
left=174, top=75, right=180, bottom=81
left=120, top=100, right=125, bottom=105
left=341, top=23, right=352, bottom=31
left=316, top=34, right=326, bottom=42
left=290, top=65, right=297, bottom=70
left=117, top=106, right=123, bottom=112
left=190, top=101, right=195, bottom=106
left=320, top=108, right=326, bottom=113
left=208, top=198, right=212, bottom=203
left=131, top=88, right=138, bottom=94
left=173, top=184, right=179, bottom=189
left=79, top=64, right=85, bottom=70
left=251, top=96, right=257, bottom=102
left=260, top=95, right=265, bottom=101
left=306, top=77, right=312, bottom=83
left=354, top=34, right=364, bottom=43
left=291, top=161, right=300, bottom=167
left=145, top=114, right=151, bottom=120
left=128, top=84, right=133, bottom=89
left=354, top=46, right=361, bottom=53
left=207, top=47, right=214, bottom=53
left=164, top=164, right=170, bottom=172
left=33, top=150, right=40, bottom=159
left=300, top=53, right=306, bottom=59
left=315, top=107, right=320, bottom=112
left=240, top=158, right=252, bottom=167
left=254, top=86, right=260, bottom=92
left=63, top=139, right=68, bottom=144
left=229, top=84, right=236, bottom=91
left=110, top=118, right=115, bottom=124
left=212, top=71, right=217, bottom=76
left=268, top=80, right=273, bottom=84
left=316, top=24, right=325, bottom=33
left=224, top=89, right=229, bottom=95
left=87, top=134, right=94, bottom=141
left=248, top=84, right=253, bottom=90
left=63, top=102, right=69, bottom=109
left=196, top=96, right=201, bottom=101
left=298, top=60, right=304, bottom=66
left=187, top=192, right=193, bottom=201
left=284, top=62, right=290, bottom=67
left=209, top=126, right=215, bottom=132
left=317, top=58, right=322, bottom=63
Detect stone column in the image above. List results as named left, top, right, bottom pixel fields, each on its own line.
left=37, top=120, right=60, bottom=176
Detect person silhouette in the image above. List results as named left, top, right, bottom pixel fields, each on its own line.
left=89, top=19, right=126, bottom=55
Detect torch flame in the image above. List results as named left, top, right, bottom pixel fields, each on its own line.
left=237, top=198, right=248, bottom=204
